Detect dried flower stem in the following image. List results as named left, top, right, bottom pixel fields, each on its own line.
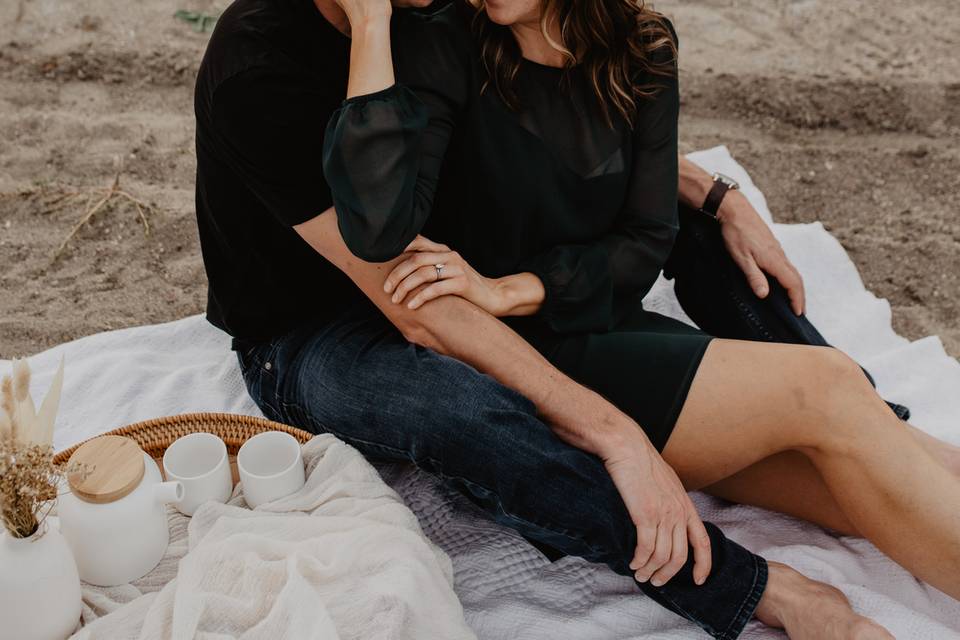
left=1, top=376, right=14, bottom=437
left=0, top=441, right=59, bottom=538
left=53, top=167, right=153, bottom=259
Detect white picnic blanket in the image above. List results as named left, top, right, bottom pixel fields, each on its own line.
left=70, top=435, right=476, bottom=640
left=7, top=146, right=960, bottom=639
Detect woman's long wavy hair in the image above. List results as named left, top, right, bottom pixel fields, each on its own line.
left=469, top=0, right=677, bottom=127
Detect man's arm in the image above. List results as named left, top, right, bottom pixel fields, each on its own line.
left=295, top=209, right=713, bottom=586
left=678, top=155, right=806, bottom=315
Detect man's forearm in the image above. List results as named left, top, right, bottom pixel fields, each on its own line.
left=295, top=210, right=636, bottom=458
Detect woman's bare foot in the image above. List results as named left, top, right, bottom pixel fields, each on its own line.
left=754, top=561, right=893, bottom=639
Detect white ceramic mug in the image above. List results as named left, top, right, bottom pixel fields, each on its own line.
left=237, top=431, right=305, bottom=509
left=162, top=432, right=233, bottom=516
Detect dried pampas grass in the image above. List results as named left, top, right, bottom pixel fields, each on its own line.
left=0, top=440, right=62, bottom=538
left=0, top=358, right=75, bottom=538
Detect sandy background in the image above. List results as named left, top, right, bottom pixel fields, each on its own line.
left=0, top=0, right=958, bottom=360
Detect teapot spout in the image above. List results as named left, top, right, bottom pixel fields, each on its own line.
left=154, top=481, right=183, bottom=505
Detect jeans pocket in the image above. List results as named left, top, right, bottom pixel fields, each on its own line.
left=237, top=339, right=285, bottom=419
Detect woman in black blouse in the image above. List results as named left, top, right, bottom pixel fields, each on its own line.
left=321, top=0, right=960, bottom=634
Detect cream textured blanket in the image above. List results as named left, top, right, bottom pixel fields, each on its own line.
left=69, top=436, right=476, bottom=640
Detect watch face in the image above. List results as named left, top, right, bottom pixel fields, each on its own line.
left=713, top=172, right=740, bottom=190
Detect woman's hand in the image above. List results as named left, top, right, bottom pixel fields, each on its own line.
left=600, top=427, right=712, bottom=587
left=384, top=236, right=510, bottom=315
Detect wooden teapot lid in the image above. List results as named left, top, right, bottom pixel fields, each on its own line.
left=67, top=435, right=145, bottom=504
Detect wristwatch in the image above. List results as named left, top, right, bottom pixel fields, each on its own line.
left=699, top=172, right=740, bottom=219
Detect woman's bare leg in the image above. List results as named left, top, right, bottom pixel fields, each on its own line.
left=661, top=338, right=960, bottom=601
left=908, top=424, right=960, bottom=474
left=703, top=451, right=858, bottom=535
left=701, top=426, right=960, bottom=537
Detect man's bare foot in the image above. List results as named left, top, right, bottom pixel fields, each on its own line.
left=754, top=561, right=893, bottom=640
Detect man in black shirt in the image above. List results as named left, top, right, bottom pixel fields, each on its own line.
left=194, top=1, right=888, bottom=637
left=194, top=0, right=357, bottom=342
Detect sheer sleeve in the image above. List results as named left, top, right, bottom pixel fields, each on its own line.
left=322, top=7, right=469, bottom=262
left=518, top=41, right=680, bottom=334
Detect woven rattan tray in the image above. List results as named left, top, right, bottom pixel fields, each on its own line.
left=53, top=412, right=314, bottom=485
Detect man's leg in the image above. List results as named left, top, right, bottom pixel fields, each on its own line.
left=662, top=203, right=911, bottom=420
left=236, top=304, right=766, bottom=640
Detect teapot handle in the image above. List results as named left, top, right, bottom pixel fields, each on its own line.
left=154, top=481, right=184, bottom=505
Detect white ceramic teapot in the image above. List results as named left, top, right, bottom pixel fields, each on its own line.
left=58, top=435, right=183, bottom=586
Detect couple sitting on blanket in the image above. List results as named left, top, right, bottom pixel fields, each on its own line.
left=193, top=0, right=960, bottom=637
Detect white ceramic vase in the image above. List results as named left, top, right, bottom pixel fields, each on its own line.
left=0, top=522, right=83, bottom=640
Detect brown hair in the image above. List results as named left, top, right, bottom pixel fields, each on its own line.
left=469, top=0, right=677, bottom=127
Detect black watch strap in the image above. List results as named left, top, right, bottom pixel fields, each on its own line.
left=700, top=179, right=731, bottom=219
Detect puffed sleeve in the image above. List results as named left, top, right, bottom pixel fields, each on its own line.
left=322, top=5, right=470, bottom=262
left=518, top=29, right=680, bottom=334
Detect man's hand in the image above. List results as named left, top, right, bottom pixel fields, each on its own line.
left=600, top=427, right=713, bottom=587
left=333, top=0, right=431, bottom=25
left=333, top=0, right=391, bottom=25
left=717, top=190, right=806, bottom=316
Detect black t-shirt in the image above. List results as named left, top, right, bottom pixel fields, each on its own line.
left=194, top=0, right=362, bottom=342
left=324, top=2, right=680, bottom=334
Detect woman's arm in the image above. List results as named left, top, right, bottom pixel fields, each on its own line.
left=322, top=5, right=467, bottom=262
left=341, top=2, right=395, bottom=99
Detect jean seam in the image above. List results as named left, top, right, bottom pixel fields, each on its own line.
left=728, top=287, right=774, bottom=342
left=688, top=225, right=775, bottom=343
left=717, top=553, right=768, bottom=640
left=645, top=589, right=719, bottom=636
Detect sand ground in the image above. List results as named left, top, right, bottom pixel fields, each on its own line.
left=0, top=0, right=958, bottom=359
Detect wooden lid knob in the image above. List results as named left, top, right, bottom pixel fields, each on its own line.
left=67, top=435, right=145, bottom=504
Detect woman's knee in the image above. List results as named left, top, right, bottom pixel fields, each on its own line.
left=806, top=345, right=868, bottom=396
left=788, top=345, right=890, bottom=451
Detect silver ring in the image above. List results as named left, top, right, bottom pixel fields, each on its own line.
left=434, top=263, right=445, bottom=281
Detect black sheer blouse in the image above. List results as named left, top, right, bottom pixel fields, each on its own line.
left=323, top=2, right=680, bottom=334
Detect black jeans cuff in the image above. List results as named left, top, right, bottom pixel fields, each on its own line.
left=717, top=554, right=768, bottom=640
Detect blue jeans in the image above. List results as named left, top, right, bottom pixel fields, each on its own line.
left=236, top=301, right=767, bottom=640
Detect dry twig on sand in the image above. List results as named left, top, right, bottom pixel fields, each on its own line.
left=53, top=167, right=153, bottom=259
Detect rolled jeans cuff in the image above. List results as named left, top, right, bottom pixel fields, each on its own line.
left=717, top=554, right=767, bottom=640
left=636, top=522, right=768, bottom=640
